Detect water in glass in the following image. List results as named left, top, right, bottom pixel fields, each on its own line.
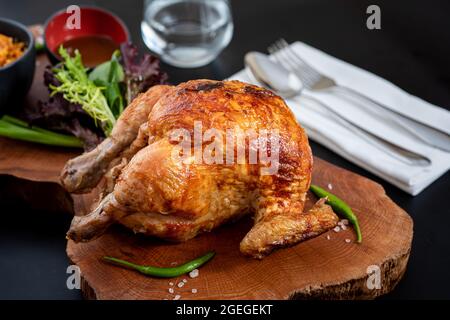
left=141, top=0, right=233, bottom=68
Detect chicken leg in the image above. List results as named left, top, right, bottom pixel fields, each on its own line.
left=61, top=85, right=172, bottom=193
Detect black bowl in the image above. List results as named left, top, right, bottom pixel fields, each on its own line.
left=0, top=18, right=36, bottom=114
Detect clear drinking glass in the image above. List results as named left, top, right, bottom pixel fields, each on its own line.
left=141, top=0, right=233, bottom=68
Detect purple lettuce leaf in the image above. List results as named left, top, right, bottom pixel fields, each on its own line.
left=22, top=66, right=104, bottom=151
left=120, top=43, right=168, bottom=103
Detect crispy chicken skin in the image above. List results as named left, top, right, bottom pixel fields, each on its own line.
left=64, top=80, right=338, bottom=259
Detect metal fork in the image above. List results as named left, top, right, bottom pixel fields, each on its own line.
left=268, top=39, right=450, bottom=152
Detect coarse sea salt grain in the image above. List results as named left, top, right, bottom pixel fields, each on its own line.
left=169, top=282, right=174, bottom=286
left=341, top=219, right=349, bottom=225
left=333, top=226, right=341, bottom=232
left=326, top=235, right=331, bottom=240
left=182, top=279, right=188, bottom=283
left=173, top=295, right=181, bottom=300
left=189, top=269, right=199, bottom=278
left=177, top=282, right=185, bottom=288
left=345, top=239, right=351, bottom=243
left=327, top=183, right=333, bottom=190
left=168, top=288, right=174, bottom=294
left=341, top=225, right=347, bottom=230
left=192, top=289, right=198, bottom=294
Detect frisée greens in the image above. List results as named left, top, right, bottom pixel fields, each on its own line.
left=50, top=47, right=117, bottom=136
left=1, top=43, right=167, bottom=150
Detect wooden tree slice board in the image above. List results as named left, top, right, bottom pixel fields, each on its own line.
left=67, top=157, right=412, bottom=300
left=0, top=51, right=413, bottom=299
left=0, top=137, right=413, bottom=299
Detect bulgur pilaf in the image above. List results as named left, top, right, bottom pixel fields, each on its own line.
left=0, top=33, right=25, bottom=67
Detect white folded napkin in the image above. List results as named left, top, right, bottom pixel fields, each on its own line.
left=229, top=41, right=450, bottom=195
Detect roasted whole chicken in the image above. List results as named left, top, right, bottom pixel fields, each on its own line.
left=61, top=80, right=338, bottom=259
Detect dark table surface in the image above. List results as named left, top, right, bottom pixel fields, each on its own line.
left=1, top=0, right=449, bottom=300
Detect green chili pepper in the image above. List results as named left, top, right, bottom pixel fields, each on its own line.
left=310, top=184, right=362, bottom=243
left=103, top=251, right=215, bottom=278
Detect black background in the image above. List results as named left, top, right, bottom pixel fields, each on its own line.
left=0, top=0, right=449, bottom=299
